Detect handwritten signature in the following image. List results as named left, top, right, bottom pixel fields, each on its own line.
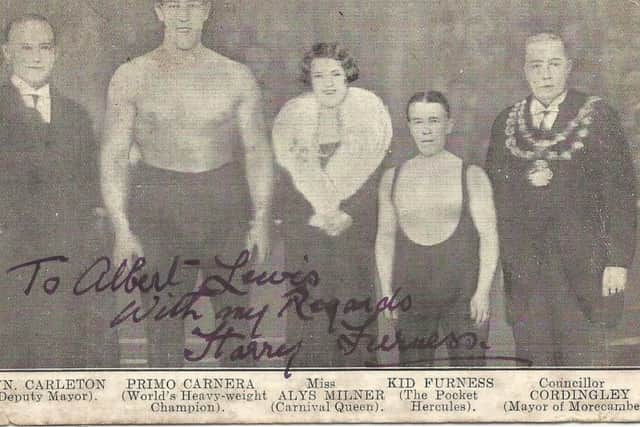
left=7, top=251, right=526, bottom=376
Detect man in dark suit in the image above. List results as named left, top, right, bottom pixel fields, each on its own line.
left=0, top=14, right=116, bottom=368
left=486, top=33, right=637, bottom=366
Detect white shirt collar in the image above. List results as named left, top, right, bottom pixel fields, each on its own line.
left=10, top=75, right=50, bottom=99
left=530, top=91, right=567, bottom=115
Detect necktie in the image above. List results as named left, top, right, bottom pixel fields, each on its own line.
left=539, top=110, right=552, bottom=131
left=28, top=94, right=46, bottom=123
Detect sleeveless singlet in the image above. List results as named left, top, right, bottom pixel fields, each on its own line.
left=391, top=161, right=480, bottom=313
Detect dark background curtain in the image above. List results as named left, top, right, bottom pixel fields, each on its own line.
left=2, top=0, right=640, bottom=365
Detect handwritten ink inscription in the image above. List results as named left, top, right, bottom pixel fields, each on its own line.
left=7, top=250, right=506, bottom=377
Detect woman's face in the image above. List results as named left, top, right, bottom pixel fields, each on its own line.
left=408, top=101, right=452, bottom=157
left=310, top=58, right=348, bottom=108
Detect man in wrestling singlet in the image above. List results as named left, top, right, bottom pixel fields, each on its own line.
left=101, top=0, right=273, bottom=367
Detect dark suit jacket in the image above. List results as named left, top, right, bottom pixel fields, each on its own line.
left=0, top=83, right=115, bottom=368
left=0, top=83, right=99, bottom=246
left=486, top=89, right=637, bottom=318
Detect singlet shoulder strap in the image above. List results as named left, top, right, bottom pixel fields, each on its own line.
left=390, top=164, right=403, bottom=201
left=461, top=161, right=470, bottom=210
left=391, top=165, right=402, bottom=203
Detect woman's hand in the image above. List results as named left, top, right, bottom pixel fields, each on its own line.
left=309, top=210, right=353, bottom=236
left=324, top=211, right=353, bottom=237
left=470, top=290, right=490, bottom=326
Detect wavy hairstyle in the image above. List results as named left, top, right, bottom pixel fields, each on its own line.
left=301, top=42, right=359, bottom=85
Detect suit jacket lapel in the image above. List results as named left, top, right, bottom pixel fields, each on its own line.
left=525, top=94, right=550, bottom=140
left=2, top=84, right=32, bottom=124
left=549, top=90, right=577, bottom=133
left=49, top=87, right=61, bottom=127
left=525, top=91, right=577, bottom=137
left=1, top=84, right=53, bottom=149
left=46, top=87, right=62, bottom=146
left=2, top=85, right=35, bottom=147
left=524, top=94, right=535, bottom=130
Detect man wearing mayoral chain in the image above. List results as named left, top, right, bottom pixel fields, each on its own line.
left=486, top=33, right=637, bottom=366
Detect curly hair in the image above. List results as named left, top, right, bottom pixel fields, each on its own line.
left=301, top=42, right=359, bottom=85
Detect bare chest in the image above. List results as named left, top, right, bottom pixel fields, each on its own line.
left=136, top=72, right=238, bottom=125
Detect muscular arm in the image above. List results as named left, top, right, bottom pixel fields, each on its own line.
left=236, top=69, right=273, bottom=255
left=467, top=165, right=499, bottom=323
left=101, top=65, right=136, bottom=235
left=375, top=169, right=398, bottom=300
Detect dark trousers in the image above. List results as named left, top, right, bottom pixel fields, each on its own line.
left=397, top=298, right=489, bottom=367
left=506, top=245, right=606, bottom=367
left=129, top=162, right=250, bottom=367
left=0, top=224, right=117, bottom=368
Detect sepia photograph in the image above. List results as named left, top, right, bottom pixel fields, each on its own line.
left=1, top=0, right=640, bottom=424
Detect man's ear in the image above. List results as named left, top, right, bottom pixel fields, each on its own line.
left=50, top=45, right=58, bottom=65
left=1, top=44, right=11, bottom=64
left=447, top=118, right=455, bottom=135
left=566, top=58, right=573, bottom=76
left=203, top=1, right=212, bottom=19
